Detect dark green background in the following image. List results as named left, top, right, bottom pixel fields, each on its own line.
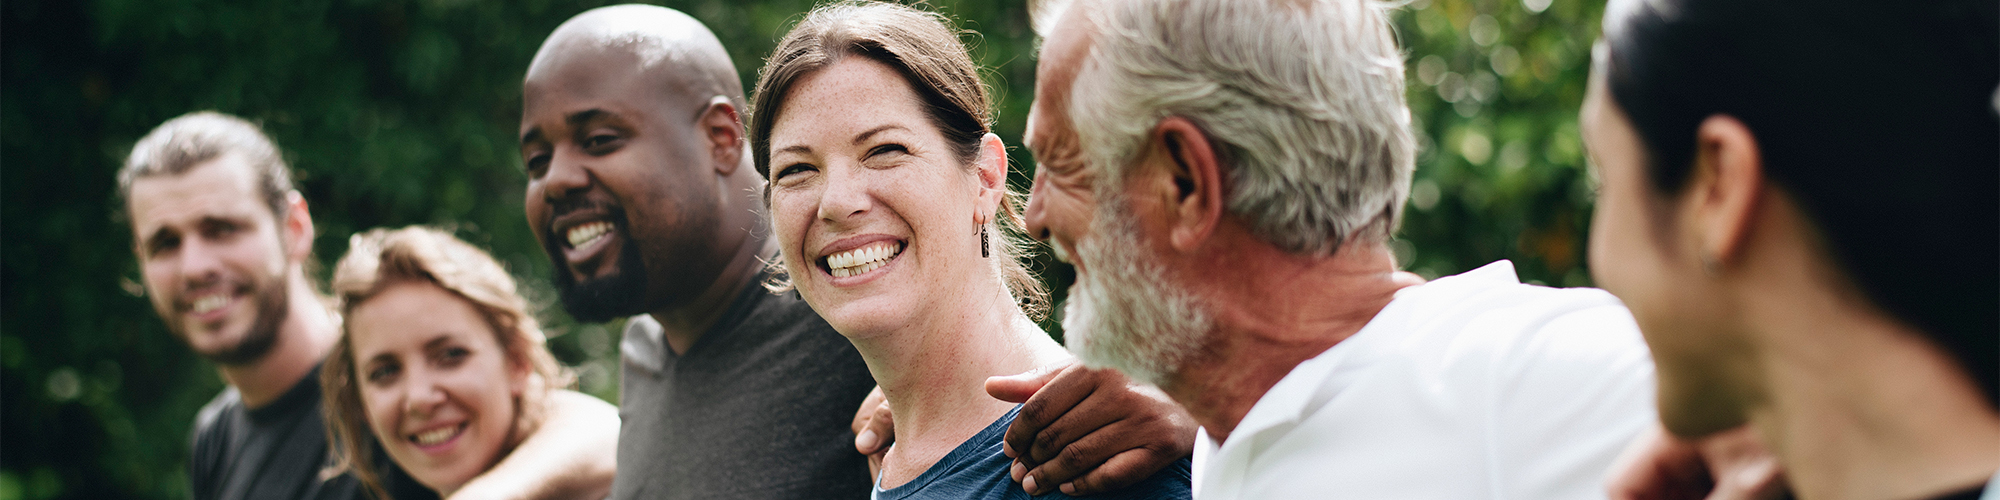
left=0, top=0, right=1604, bottom=498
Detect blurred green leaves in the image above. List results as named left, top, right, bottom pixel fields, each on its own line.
left=1395, top=0, right=1603, bottom=286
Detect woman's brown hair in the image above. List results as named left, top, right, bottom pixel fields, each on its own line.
left=321, top=226, right=573, bottom=499
left=748, top=0, right=1049, bottom=318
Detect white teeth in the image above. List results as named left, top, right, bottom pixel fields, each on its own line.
left=566, top=221, right=613, bottom=248
left=826, top=242, right=902, bottom=278
left=413, top=424, right=462, bottom=446
left=191, top=294, right=228, bottom=314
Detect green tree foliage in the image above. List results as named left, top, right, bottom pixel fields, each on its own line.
left=0, top=0, right=1601, bottom=498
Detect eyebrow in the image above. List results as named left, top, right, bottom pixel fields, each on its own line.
left=771, top=124, right=911, bottom=159
left=427, top=335, right=457, bottom=349
left=139, top=226, right=176, bottom=250
left=851, top=124, right=906, bottom=146
left=365, top=352, right=395, bottom=371
left=520, top=108, right=613, bottom=145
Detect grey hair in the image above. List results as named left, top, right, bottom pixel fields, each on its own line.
left=1069, top=0, right=1415, bottom=254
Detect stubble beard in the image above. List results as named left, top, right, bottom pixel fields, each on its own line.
left=547, top=230, right=651, bottom=324
left=178, top=275, right=289, bottom=367
left=1063, top=195, right=1214, bottom=389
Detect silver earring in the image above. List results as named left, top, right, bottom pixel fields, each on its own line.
left=980, top=224, right=990, bottom=258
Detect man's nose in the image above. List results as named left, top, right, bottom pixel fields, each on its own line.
left=1022, top=169, right=1053, bottom=241
left=177, top=236, right=225, bottom=283
left=541, top=150, right=592, bottom=202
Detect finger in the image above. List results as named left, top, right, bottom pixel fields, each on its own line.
left=1056, top=447, right=1179, bottom=496
left=1605, top=424, right=1711, bottom=500
left=853, top=387, right=894, bottom=455
left=1022, top=382, right=1126, bottom=466
left=1002, top=363, right=1095, bottom=459
left=1020, top=423, right=1159, bottom=495
left=986, top=361, right=1070, bottom=403
left=851, top=386, right=886, bottom=435
left=1696, top=426, right=1786, bottom=500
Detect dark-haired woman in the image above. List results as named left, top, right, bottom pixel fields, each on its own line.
left=749, top=2, right=1191, bottom=499
left=1581, top=0, right=1999, bottom=498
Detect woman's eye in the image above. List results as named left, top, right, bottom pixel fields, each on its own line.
left=776, top=163, right=816, bottom=179
left=436, top=347, right=471, bottom=367
left=868, top=144, right=908, bottom=158
left=366, top=364, right=399, bottom=383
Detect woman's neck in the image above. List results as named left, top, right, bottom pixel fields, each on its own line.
left=1745, top=282, right=2000, bottom=500
left=850, top=285, right=1069, bottom=487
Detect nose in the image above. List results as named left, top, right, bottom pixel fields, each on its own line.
left=403, top=367, right=447, bottom=418
left=177, top=236, right=225, bottom=286
left=1022, top=169, right=1053, bottom=241
left=540, top=149, right=592, bottom=203
left=816, top=162, right=872, bottom=224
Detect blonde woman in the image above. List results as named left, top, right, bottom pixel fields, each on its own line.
left=322, top=226, right=617, bottom=499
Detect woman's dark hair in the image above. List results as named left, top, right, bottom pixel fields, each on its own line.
left=747, top=0, right=1049, bottom=318
left=1602, top=0, right=1998, bottom=406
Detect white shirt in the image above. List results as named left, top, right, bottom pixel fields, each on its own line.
left=1193, top=261, right=1656, bottom=500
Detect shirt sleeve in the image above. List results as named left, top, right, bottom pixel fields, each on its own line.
left=187, top=390, right=236, bottom=500
left=1487, top=300, right=1657, bottom=500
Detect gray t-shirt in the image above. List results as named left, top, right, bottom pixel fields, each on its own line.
left=610, top=279, right=877, bottom=499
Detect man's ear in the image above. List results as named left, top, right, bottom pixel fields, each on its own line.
left=1686, top=114, right=1764, bottom=268
left=974, top=133, right=1008, bottom=219
left=1147, top=117, right=1225, bottom=252
left=700, top=97, right=746, bottom=176
left=281, top=190, right=315, bottom=264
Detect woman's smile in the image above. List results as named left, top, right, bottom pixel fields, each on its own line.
left=409, top=421, right=470, bottom=452
left=822, top=239, right=906, bottom=280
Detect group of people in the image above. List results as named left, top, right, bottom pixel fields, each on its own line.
left=117, top=0, right=1996, bottom=499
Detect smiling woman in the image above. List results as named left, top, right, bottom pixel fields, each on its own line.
left=746, top=2, right=1188, bottom=499
left=320, top=226, right=614, bottom=500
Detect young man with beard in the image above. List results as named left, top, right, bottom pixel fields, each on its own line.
left=123, top=112, right=614, bottom=500
left=1019, top=0, right=1657, bottom=498
left=517, top=5, right=1196, bottom=498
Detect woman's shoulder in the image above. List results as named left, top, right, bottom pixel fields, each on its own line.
left=1057, top=457, right=1193, bottom=500
left=881, top=407, right=1189, bottom=500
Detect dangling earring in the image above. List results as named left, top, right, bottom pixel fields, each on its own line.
left=979, top=223, right=990, bottom=258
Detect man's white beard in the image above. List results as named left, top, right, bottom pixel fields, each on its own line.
left=1063, top=198, right=1213, bottom=388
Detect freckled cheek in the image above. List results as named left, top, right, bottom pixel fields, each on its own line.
left=768, top=190, right=818, bottom=275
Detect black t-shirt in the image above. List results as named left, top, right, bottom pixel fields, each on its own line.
left=610, top=277, right=878, bottom=500
left=188, top=363, right=436, bottom=500
left=1929, top=480, right=1995, bottom=500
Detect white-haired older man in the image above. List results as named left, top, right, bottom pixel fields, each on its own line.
left=1022, top=0, right=1657, bottom=497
